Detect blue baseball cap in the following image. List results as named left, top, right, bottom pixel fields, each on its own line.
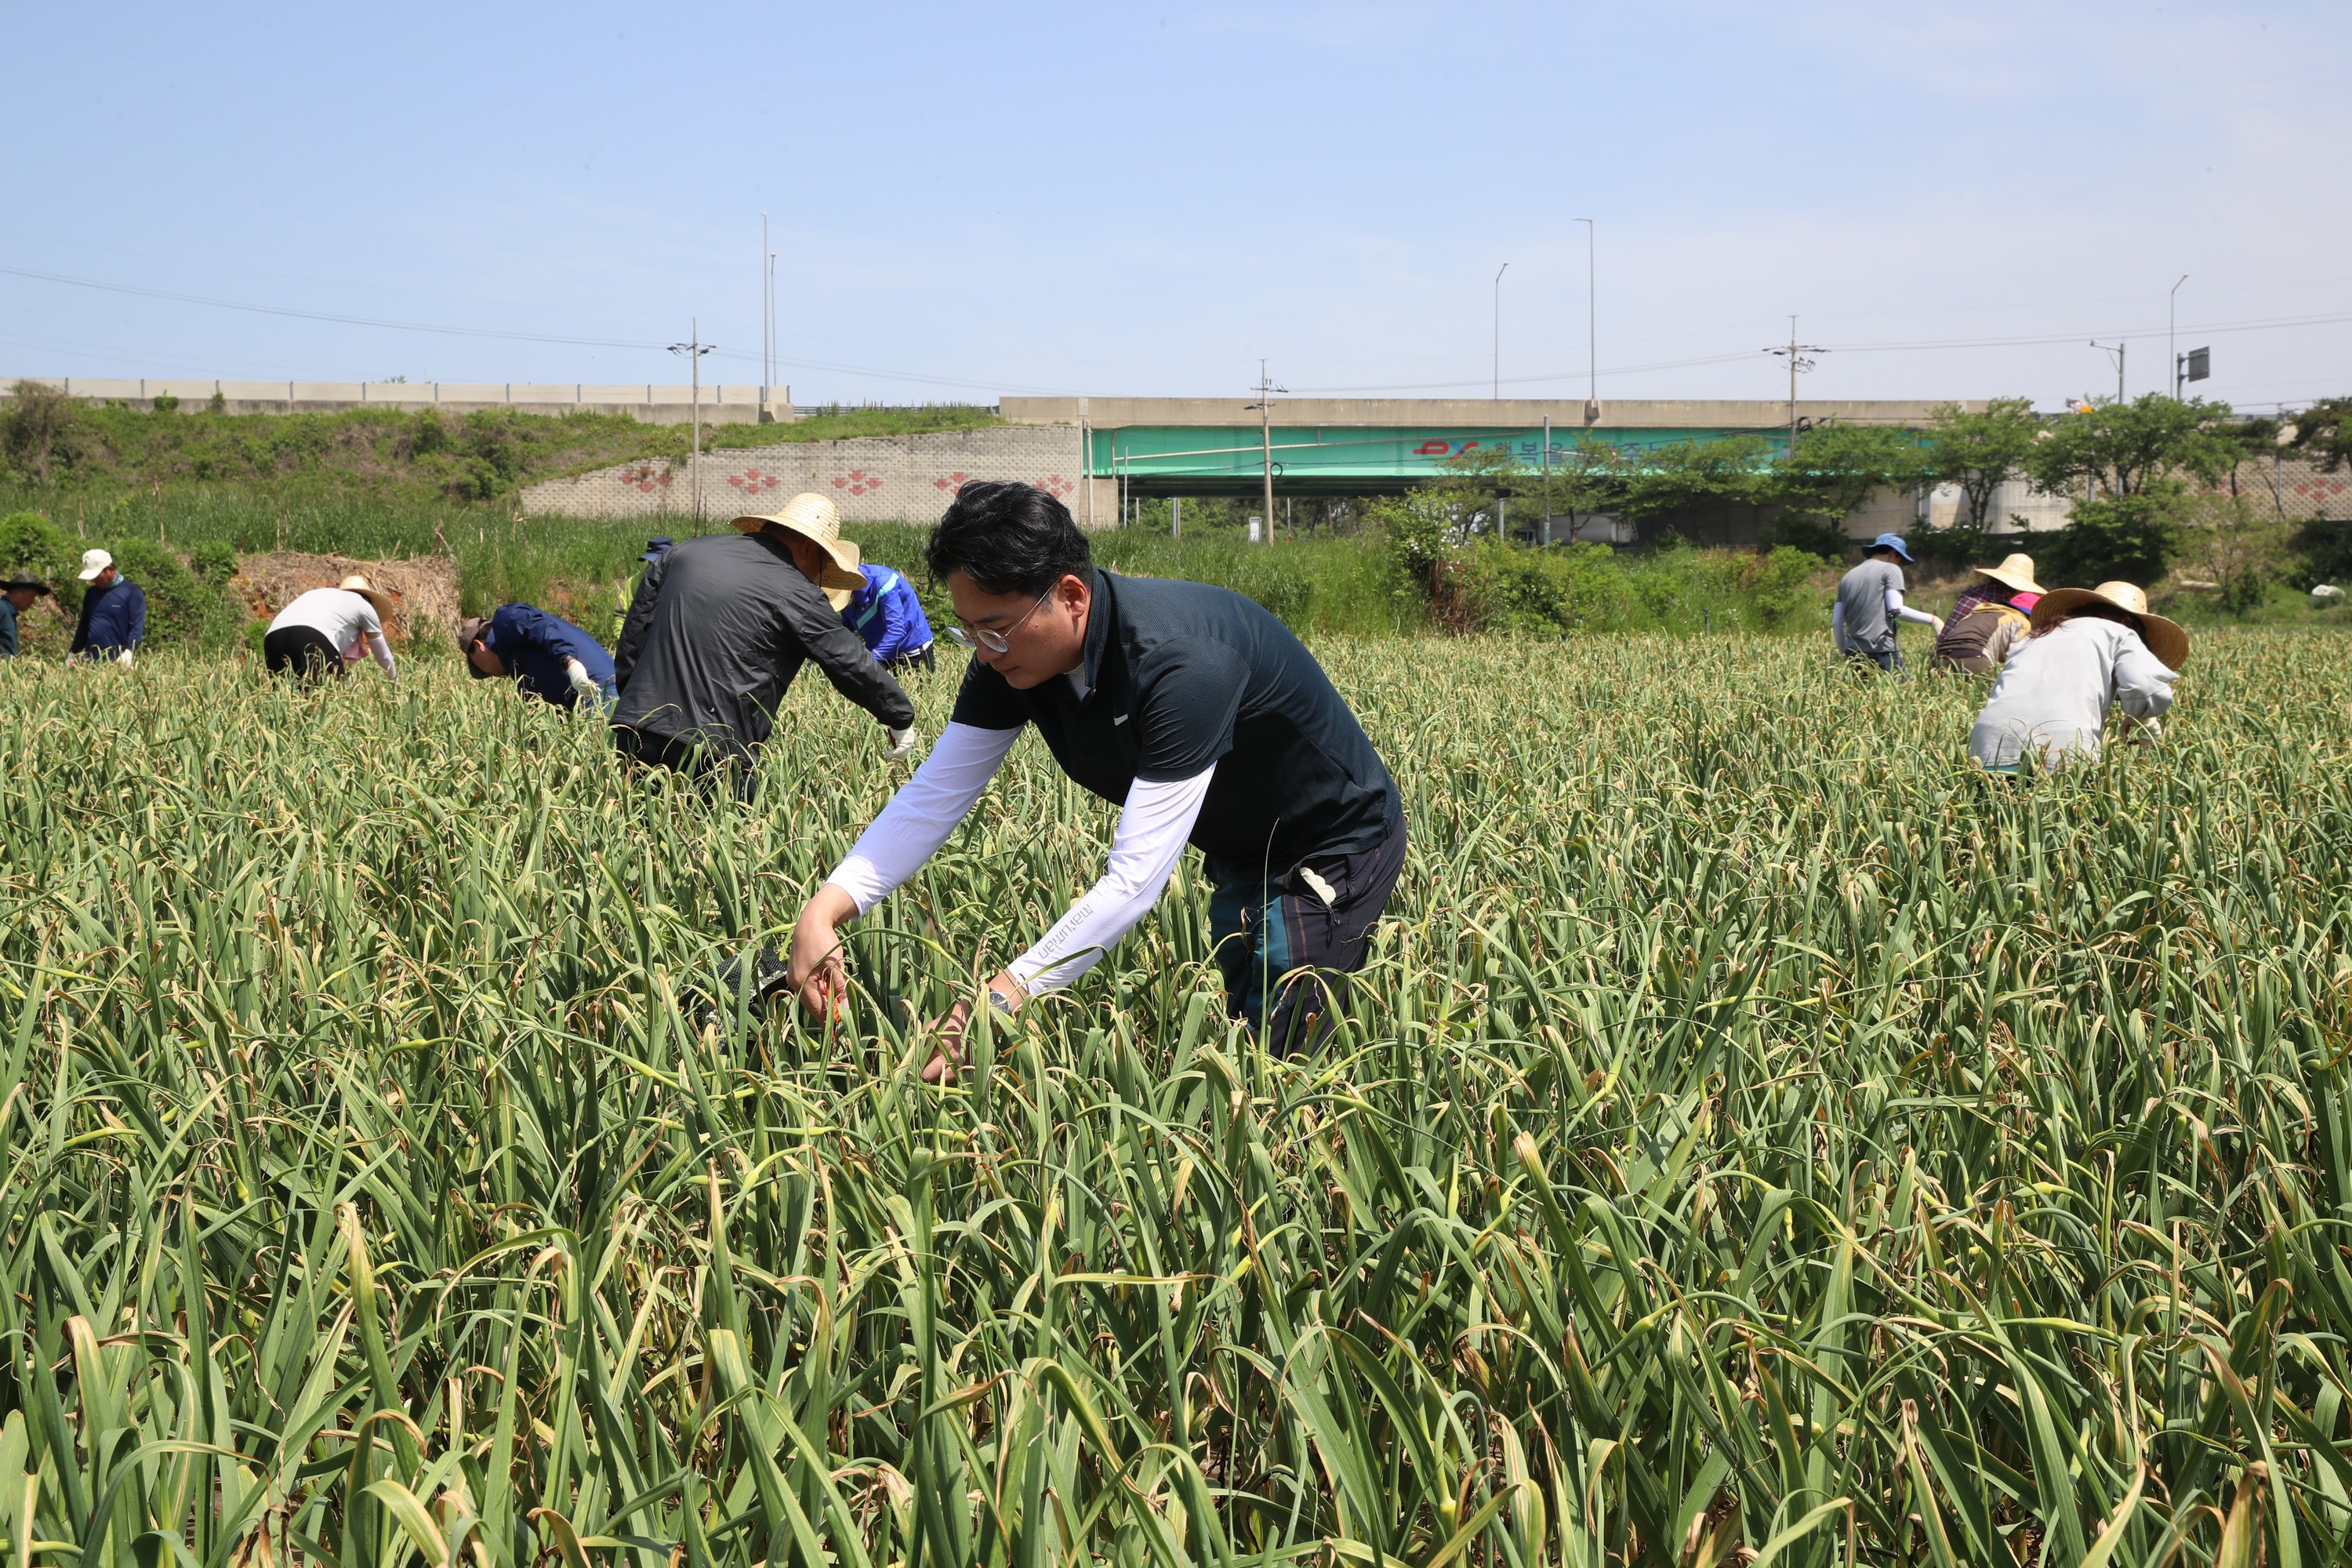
left=1869, top=532, right=1915, bottom=562
left=640, top=537, right=674, bottom=563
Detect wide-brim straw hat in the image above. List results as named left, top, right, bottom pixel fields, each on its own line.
left=732, top=492, right=863, bottom=610
left=1971, top=553, right=2043, bottom=597
left=337, top=574, right=400, bottom=621
left=2031, top=579, right=2189, bottom=670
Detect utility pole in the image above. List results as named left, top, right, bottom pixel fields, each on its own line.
left=2169, top=274, right=2190, bottom=396
left=669, top=321, right=713, bottom=529
left=1493, top=262, right=1510, bottom=399
left=1541, top=412, right=1552, bottom=545
left=760, top=215, right=771, bottom=416
left=2089, top=339, right=2125, bottom=405
left=1763, top=316, right=1826, bottom=456
left=1247, top=360, right=1286, bottom=543
left=1573, top=219, right=1595, bottom=420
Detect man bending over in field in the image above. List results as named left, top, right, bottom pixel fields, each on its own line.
left=786, top=481, right=1407, bottom=1071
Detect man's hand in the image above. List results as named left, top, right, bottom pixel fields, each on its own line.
left=566, top=656, right=598, bottom=694
left=885, top=725, right=920, bottom=761
left=923, top=973, right=1023, bottom=1083
left=787, top=884, right=861, bottom=1019
left=924, top=999, right=971, bottom=1083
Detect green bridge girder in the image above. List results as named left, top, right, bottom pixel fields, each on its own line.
left=1088, top=424, right=1792, bottom=497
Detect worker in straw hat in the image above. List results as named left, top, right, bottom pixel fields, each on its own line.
left=0, top=574, right=53, bottom=658
left=263, top=575, right=401, bottom=681
left=1931, top=552, right=2045, bottom=674
left=1968, top=580, right=2188, bottom=774
left=611, top=492, right=918, bottom=792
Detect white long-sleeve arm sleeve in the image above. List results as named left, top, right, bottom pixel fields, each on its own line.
left=365, top=629, right=398, bottom=677
left=1831, top=601, right=1846, bottom=650
left=2113, top=638, right=2180, bottom=723
left=1007, top=764, right=1215, bottom=997
left=825, top=722, right=1022, bottom=913
left=1886, top=586, right=1938, bottom=628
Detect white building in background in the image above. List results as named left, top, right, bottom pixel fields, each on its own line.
left=1919, top=478, right=2074, bottom=534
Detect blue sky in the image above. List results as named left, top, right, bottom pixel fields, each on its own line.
left=5, top=1, right=2347, bottom=412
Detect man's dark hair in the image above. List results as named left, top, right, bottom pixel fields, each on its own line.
left=926, top=481, right=1091, bottom=597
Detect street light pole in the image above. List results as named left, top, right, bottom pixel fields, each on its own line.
left=2089, top=339, right=2125, bottom=405
left=1573, top=219, right=1595, bottom=419
left=2169, top=273, right=2190, bottom=396
left=1492, top=262, right=1510, bottom=400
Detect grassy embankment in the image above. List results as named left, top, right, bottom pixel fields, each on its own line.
left=3, top=632, right=2351, bottom=1565
left=8, top=396, right=2346, bottom=644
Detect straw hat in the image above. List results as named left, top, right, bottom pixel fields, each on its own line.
left=2030, top=580, right=2189, bottom=670
left=1970, top=553, right=2043, bottom=597
left=338, top=574, right=399, bottom=620
left=731, top=492, right=864, bottom=610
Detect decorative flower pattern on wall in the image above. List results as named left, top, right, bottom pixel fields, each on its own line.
left=727, top=468, right=784, bottom=494
left=933, top=470, right=971, bottom=492
left=1033, top=474, right=1073, bottom=499
left=620, top=465, right=673, bottom=494
left=830, top=470, right=884, bottom=497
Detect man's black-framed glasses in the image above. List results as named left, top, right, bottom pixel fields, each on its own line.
left=945, top=585, right=1054, bottom=654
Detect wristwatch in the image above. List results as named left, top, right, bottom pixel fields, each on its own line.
left=985, top=989, right=1018, bottom=1018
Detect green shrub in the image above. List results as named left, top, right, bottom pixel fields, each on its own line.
left=186, top=538, right=240, bottom=583
left=1737, top=546, right=1825, bottom=629
left=2287, top=518, right=2352, bottom=590
left=0, top=510, right=79, bottom=606
left=2039, top=490, right=2180, bottom=586
left=104, top=539, right=249, bottom=652
left=1, top=381, right=93, bottom=485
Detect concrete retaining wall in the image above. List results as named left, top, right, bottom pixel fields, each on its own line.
left=2, top=376, right=790, bottom=426
left=520, top=423, right=1116, bottom=525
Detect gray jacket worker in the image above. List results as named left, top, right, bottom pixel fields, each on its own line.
left=611, top=492, right=916, bottom=780
left=1832, top=532, right=1943, bottom=671
left=787, top=481, right=1406, bottom=1069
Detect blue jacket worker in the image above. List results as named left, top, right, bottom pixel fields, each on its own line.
left=70, top=549, right=147, bottom=666
left=841, top=563, right=936, bottom=671
left=458, top=603, right=617, bottom=709
left=0, top=575, right=53, bottom=656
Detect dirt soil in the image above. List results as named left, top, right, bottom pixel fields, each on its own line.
left=232, top=553, right=461, bottom=645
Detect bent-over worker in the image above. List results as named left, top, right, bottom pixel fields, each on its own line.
left=459, top=604, right=615, bottom=709
left=1832, top=533, right=1941, bottom=671
left=265, top=576, right=400, bottom=681
left=786, top=481, right=1407, bottom=1070
left=1969, top=580, right=2187, bottom=773
left=1932, top=553, right=2043, bottom=673
left=611, top=492, right=916, bottom=790
left=841, top=562, right=936, bottom=671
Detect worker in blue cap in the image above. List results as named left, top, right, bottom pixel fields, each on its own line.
left=839, top=561, right=936, bottom=672
left=610, top=539, right=677, bottom=646
left=1833, top=532, right=1943, bottom=671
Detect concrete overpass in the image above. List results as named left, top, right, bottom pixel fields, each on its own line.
left=1002, top=397, right=1979, bottom=503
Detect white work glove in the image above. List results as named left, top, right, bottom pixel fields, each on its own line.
left=115, top=650, right=134, bottom=668
left=884, top=725, right=920, bottom=761
left=565, top=657, right=599, bottom=698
